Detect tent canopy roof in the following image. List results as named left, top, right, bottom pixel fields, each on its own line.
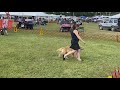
left=110, top=13, right=120, bottom=18
left=0, top=12, right=59, bottom=17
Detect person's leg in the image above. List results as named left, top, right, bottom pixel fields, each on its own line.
left=32, top=24, right=33, bottom=29
left=3, top=28, right=8, bottom=35
left=74, top=51, right=78, bottom=58
left=77, top=49, right=81, bottom=61
left=63, top=50, right=76, bottom=60
left=26, top=24, right=28, bottom=29
left=5, top=29, right=8, bottom=35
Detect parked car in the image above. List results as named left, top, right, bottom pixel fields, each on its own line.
left=99, top=18, right=120, bottom=31
left=27, top=21, right=34, bottom=29
left=16, top=19, right=34, bottom=30
left=60, top=24, right=71, bottom=32
left=60, top=20, right=71, bottom=32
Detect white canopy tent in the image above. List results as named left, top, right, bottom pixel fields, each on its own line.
left=0, top=12, right=6, bottom=15
left=10, top=12, right=50, bottom=16
left=0, top=12, right=61, bottom=22
left=47, top=14, right=60, bottom=21
left=48, top=14, right=60, bottom=17
left=0, top=12, right=50, bottom=16
left=110, top=13, right=120, bottom=18
left=0, top=12, right=26, bottom=16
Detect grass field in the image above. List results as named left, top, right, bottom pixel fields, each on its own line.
left=0, top=22, right=120, bottom=78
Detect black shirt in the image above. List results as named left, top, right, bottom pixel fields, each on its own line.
left=70, top=29, right=79, bottom=42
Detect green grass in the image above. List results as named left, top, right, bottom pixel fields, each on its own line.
left=0, top=22, right=120, bottom=78
left=33, top=22, right=120, bottom=42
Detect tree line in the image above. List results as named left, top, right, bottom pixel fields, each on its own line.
left=45, top=12, right=120, bottom=17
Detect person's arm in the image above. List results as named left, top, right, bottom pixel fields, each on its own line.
left=73, top=30, right=85, bottom=44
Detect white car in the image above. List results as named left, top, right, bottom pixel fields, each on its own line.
left=99, top=18, right=120, bottom=31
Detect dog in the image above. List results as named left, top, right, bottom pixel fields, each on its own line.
left=56, top=46, right=84, bottom=58
left=57, top=46, right=75, bottom=58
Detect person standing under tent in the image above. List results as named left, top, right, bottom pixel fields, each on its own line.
left=2, top=16, right=8, bottom=35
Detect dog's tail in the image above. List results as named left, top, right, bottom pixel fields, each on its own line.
left=56, top=47, right=64, bottom=52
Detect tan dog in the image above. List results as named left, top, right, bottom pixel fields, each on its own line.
left=56, top=46, right=75, bottom=58
left=56, top=46, right=84, bottom=58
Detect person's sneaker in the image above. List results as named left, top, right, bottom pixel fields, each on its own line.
left=78, top=58, right=82, bottom=61
left=63, top=55, right=65, bottom=60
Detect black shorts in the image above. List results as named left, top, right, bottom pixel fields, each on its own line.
left=70, top=40, right=80, bottom=50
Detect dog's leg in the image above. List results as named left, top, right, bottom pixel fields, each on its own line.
left=59, top=53, right=69, bottom=59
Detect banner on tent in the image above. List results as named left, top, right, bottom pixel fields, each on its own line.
left=0, top=20, right=13, bottom=29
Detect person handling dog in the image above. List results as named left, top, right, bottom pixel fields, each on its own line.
left=2, top=16, right=8, bottom=35
left=63, top=22, right=85, bottom=61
